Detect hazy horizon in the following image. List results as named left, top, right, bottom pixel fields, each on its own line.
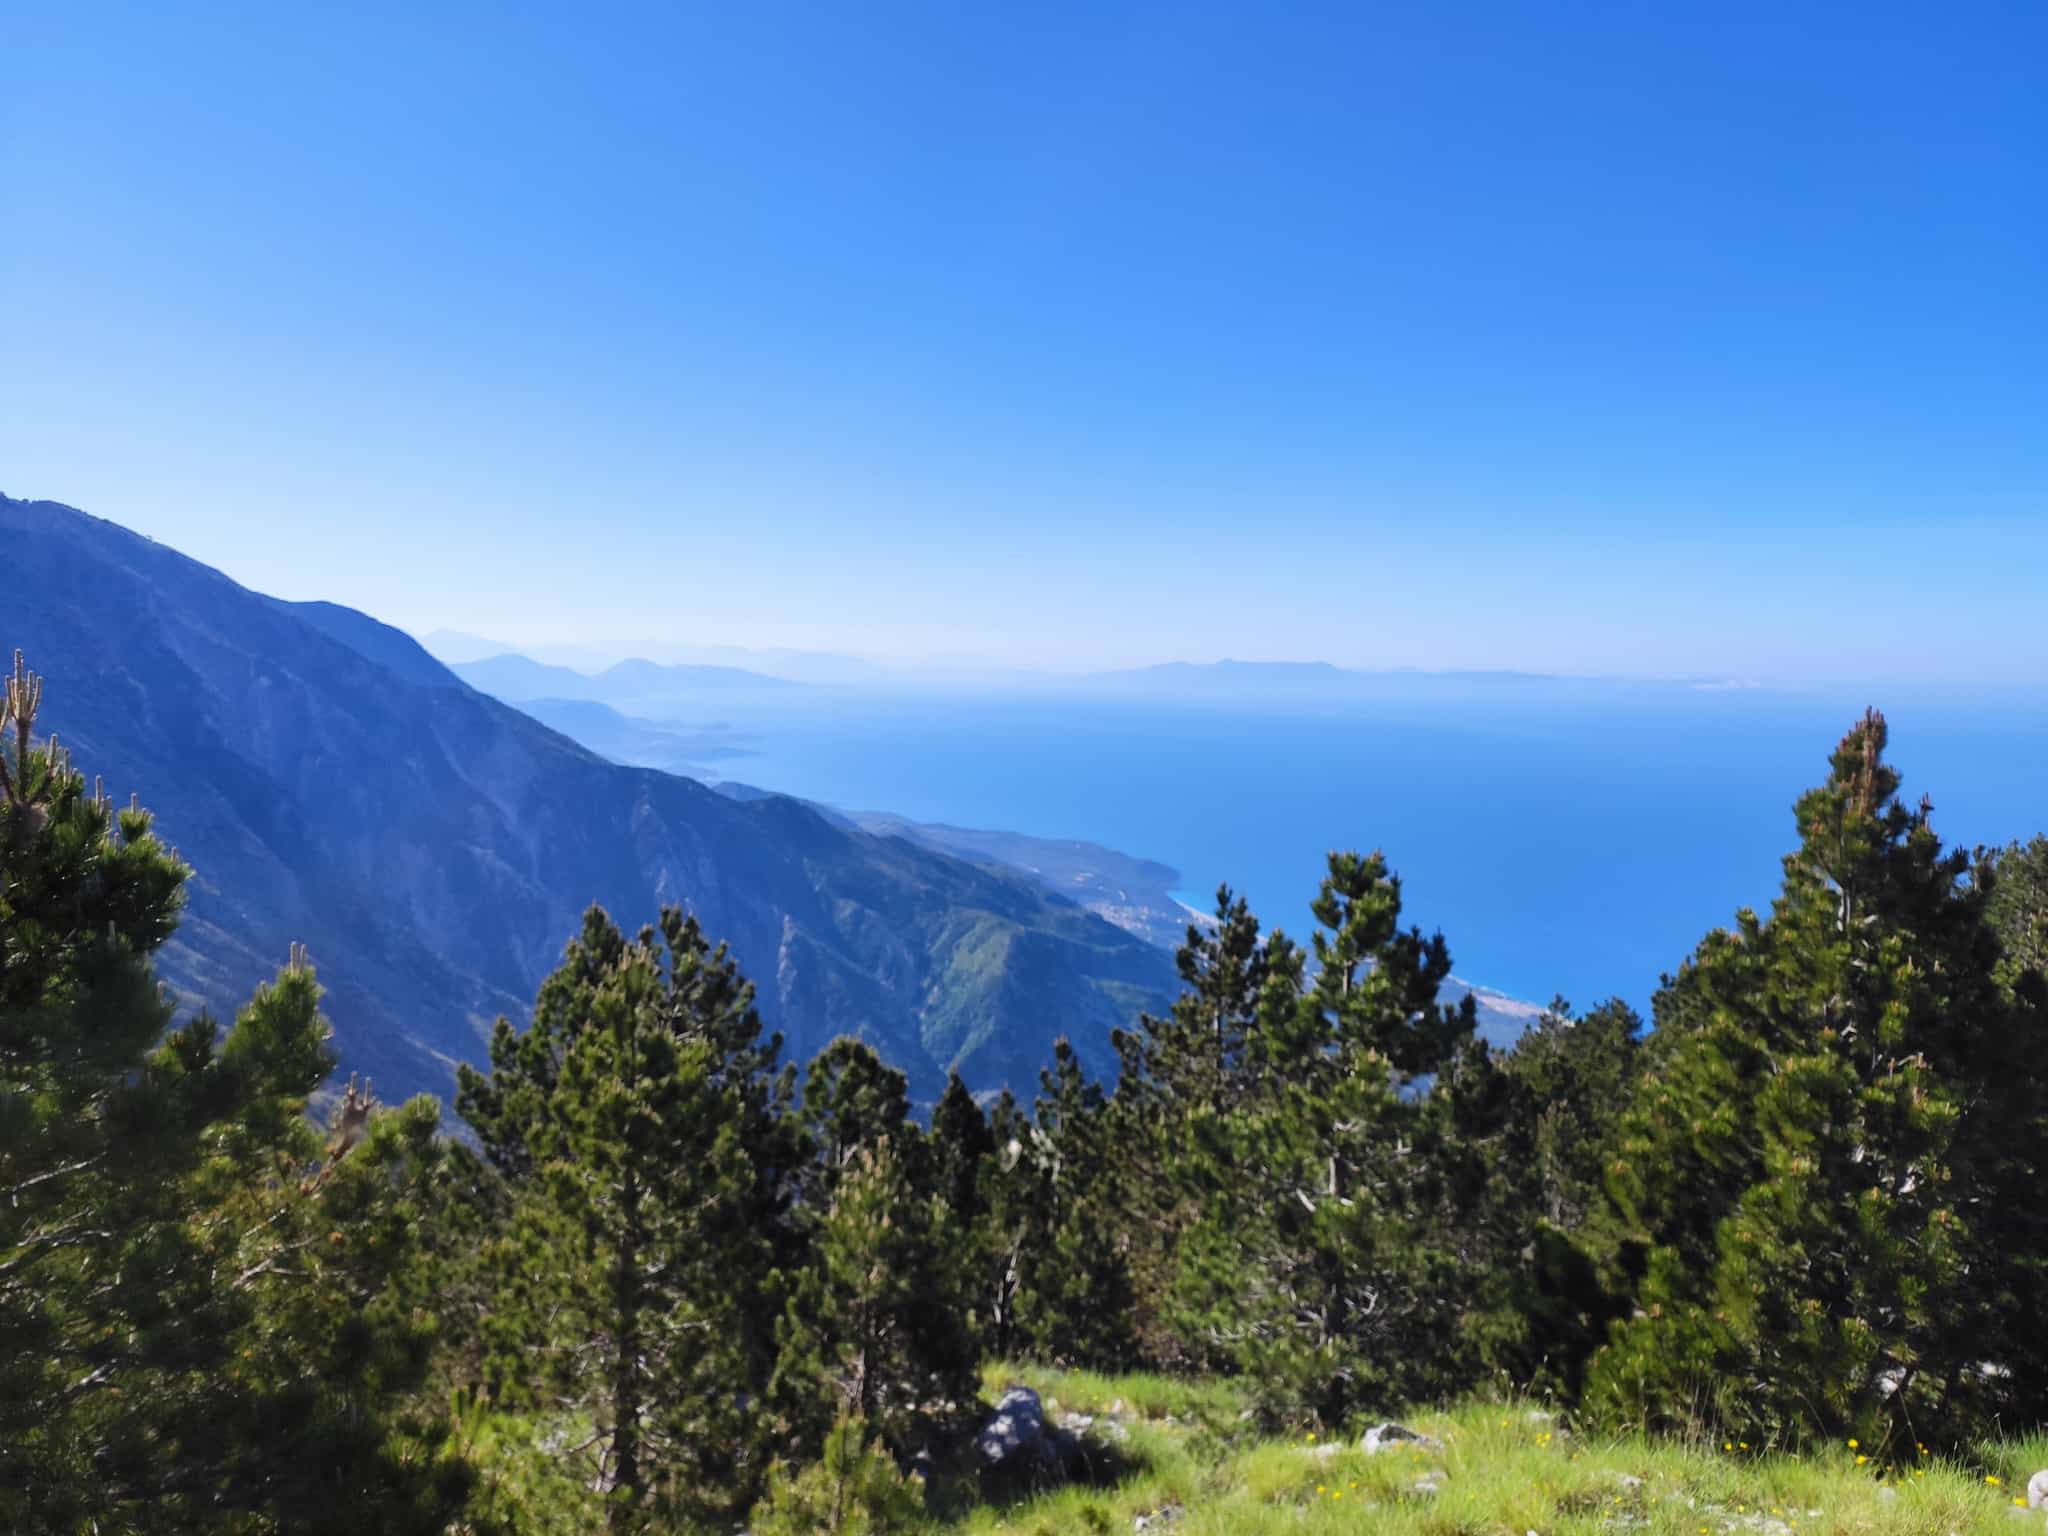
left=6, top=4, right=2043, bottom=684
left=5, top=484, right=2041, bottom=691
left=415, top=626, right=2048, bottom=705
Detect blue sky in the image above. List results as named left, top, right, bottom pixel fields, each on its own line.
left=4, top=1, right=2043, bottom=679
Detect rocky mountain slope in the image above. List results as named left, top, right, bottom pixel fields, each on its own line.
left=729, top=791, right=1543, bottom=1046
left=6, top=494, right=1174, bottom=1104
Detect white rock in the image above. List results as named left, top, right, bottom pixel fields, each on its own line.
left=2028, top=1470, right=2048, bottom=1511
left=975, top=1387, right=1064, bottom=1475
left=1363, top=1421, right=1443, bottom=1455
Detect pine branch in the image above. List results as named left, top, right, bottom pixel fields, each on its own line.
left=1, top=1154, right=105, bottom=1201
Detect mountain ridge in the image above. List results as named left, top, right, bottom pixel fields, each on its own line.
left=740, top=790, right=1546, bottom=1046
left=7, top=494, right=1175, bottom=1105
left=452, top=653, right=798, bottom=703
left=423, top=629, right=881, bottom=685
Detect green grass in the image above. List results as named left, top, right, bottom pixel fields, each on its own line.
left=455, top=1369, right=2047, bottom=1533
left=945, top=1365, right=2048, bottom=1536
left=980, top=1362, right=1251, bottom=1430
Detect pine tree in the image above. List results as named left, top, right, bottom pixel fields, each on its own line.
left=1167, top=850, right=1482, bottom=1424
left=1586, top=711, right=2048, bottom=1450
left=796, top=1035, right=917, bottom=1209
left=456, top=905, right=797, bottom=1529
left=194, top=1044, right=473, bottom=1534
left=995, top=1039, right=1142, bottom=1369
left=1505, top=999, right=1644, bottom=1231
left=974, top=1089, right=1034, bottom=1359
left=1986, top=835, right=2048, bottom=988
left=0, top=650, right=467, bottom=1531
left=769, top=1037, right=976, bottom=1464
left=1114, top=885, right=1274, bottom=1114
left=1101, top=888, right=1294, bottom=1364
left=923, top=1071, right=998, bottom=1343
left=1485, top=999, right=1644, bottom=1398
left=926, top=1070, right=995, bottom=1230
left=772, top=1133, right=977, bottom=1461
left=749, top=1415, right=926, bottom=1536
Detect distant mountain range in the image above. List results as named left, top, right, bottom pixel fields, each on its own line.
left=437, top=640, right=1737, bottom=707
left=1075, top=659, right=1756, bottom=696
left=451, top=653, right=798, bottom=705
left=423, top=630, right=881, bottom=686
left=7, top=494, right=1177, bottom=1105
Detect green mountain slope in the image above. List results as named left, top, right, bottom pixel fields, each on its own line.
left=5, top=493, right=1173, bottom=1103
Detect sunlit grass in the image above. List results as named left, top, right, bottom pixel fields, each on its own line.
left=462, top=1371, right=2044, bottom=1532
left=979, top=1361, right=1252, bottom=1429
left=945, top=1366, right=2048, bottom=1535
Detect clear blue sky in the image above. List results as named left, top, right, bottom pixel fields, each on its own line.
left=5, top=1, right=2043, bottom=679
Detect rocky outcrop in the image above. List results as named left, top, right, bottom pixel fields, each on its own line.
left=976, top=1387, right=1078, bottom=1491
left=1363, top=1422, right=1443, bottom=1455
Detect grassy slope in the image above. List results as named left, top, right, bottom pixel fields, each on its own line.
left=453, top=1366, right=2047, bottom=1533
left=959, top=1366, right=2048, bottom=1536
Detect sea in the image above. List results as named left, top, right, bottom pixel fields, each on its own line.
left=636, top=680, right=2048, bottom=1022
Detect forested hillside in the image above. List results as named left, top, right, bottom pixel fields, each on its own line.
left=6, top=641, right=2046, bottom=1531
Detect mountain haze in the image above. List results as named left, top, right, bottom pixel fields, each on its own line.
left=452, top=653, right=796, bottom=704
left=424, top=629, right=881, bottom=685
left=6, top=493, right=1175, bottom=1104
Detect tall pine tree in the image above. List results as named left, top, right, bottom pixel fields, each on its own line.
left=1110, top=886, right=1293, bottom=1365
left=457, top=905, right=797, bottom=1529
left=770, top=1038, right=977, bottom=1462
left=0, top=650, right=467, bottom=1532
left=1165, top=851, right=1482, bottom=1423
left=1587, top=711, right=2048, bottom=1450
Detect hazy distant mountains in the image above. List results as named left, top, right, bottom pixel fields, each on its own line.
left=426, top=630, right=881, bottom=686
left=7, top=494, right=1176, bottom=1104
left=451, top=653, right=797, bottom=706
left=434, top=637, right=1745, bottom=706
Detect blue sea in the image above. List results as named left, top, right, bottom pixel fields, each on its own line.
left=653, top=681, right=2048, bottom=1020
